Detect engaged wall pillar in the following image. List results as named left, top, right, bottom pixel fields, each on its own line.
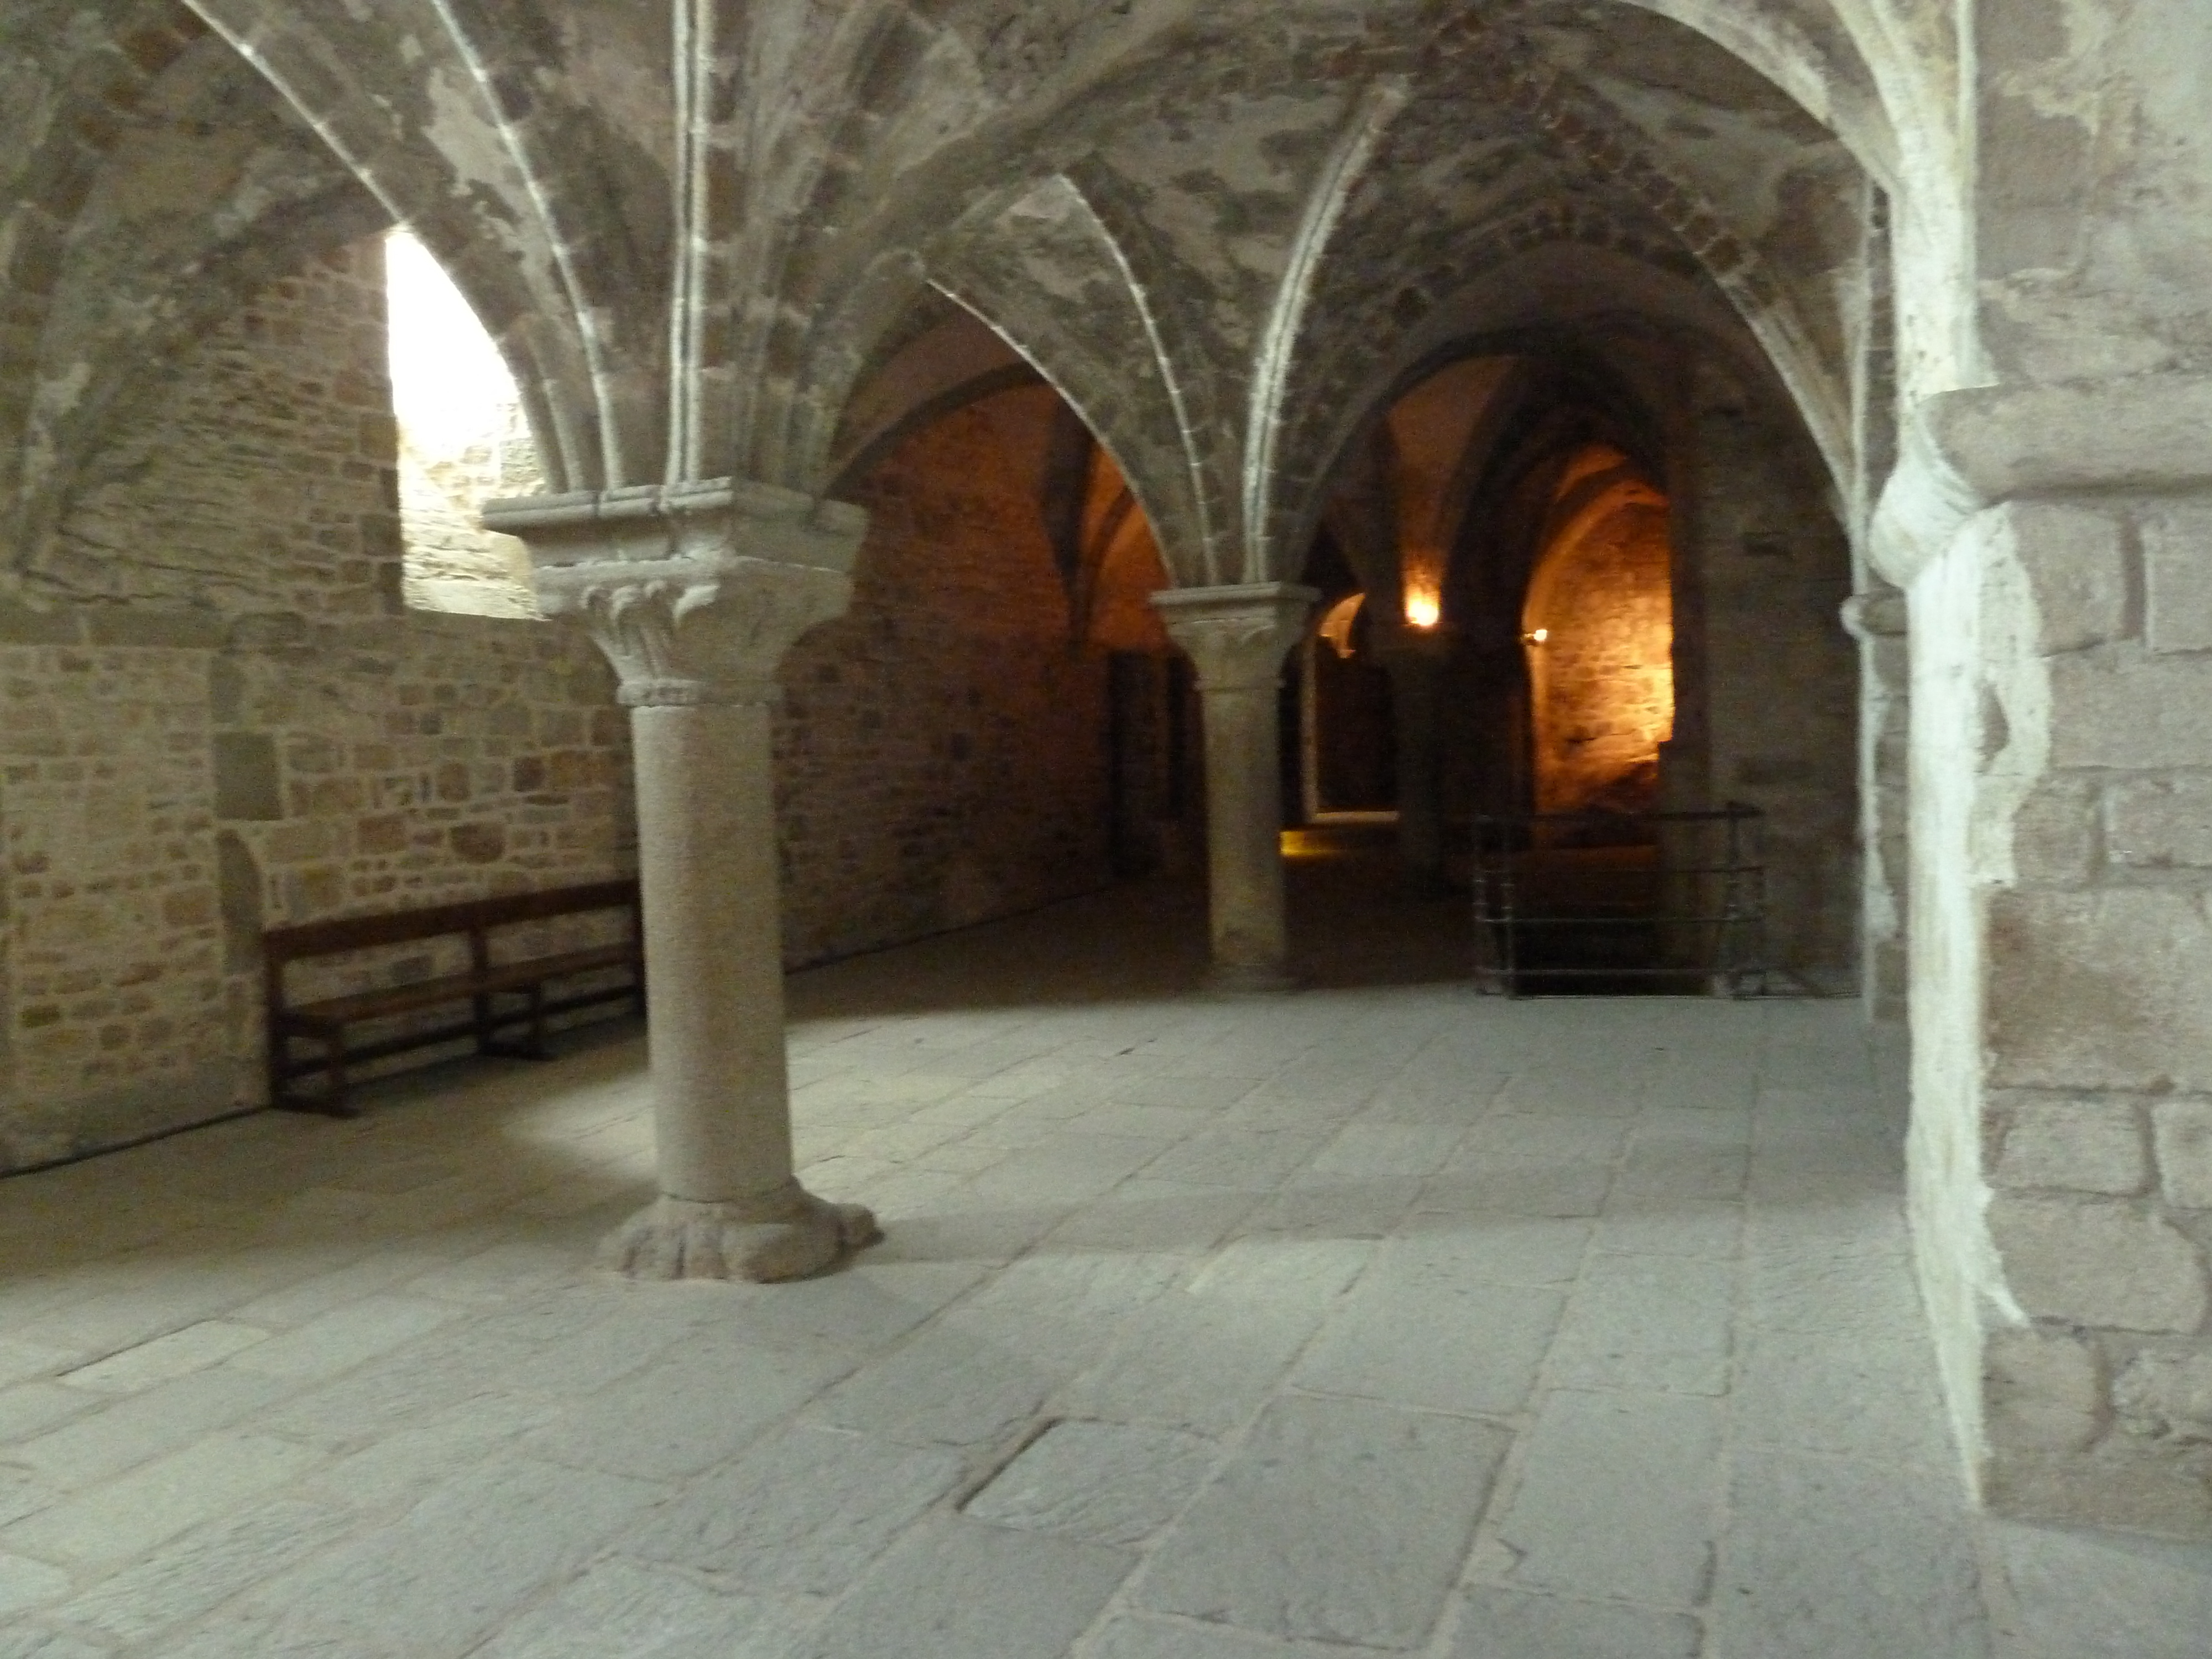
left=1375, top=624, right=1451, bottom=891
left=1842, top=585, right=1910, bottom=1019
left=1884, top=410, right=2212, bottom=1536
left=488, top=479, right=880, bottom=1282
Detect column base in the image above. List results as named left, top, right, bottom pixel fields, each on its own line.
left=1206, top=961, right=1298, bottom=996
left=598, top=1186, right=881, bottom=1282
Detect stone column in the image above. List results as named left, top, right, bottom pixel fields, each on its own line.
left=484, top=478, right=879, bottom=1281
left=1375, top=624, right=1452, bottom=893
left=1152, top=583, right=1318, bottom=992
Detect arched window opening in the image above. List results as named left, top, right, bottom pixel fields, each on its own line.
left=383, top=231, right=542, bottom=618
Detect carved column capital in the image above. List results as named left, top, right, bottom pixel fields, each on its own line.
left=1152, top=582, right=1321, bottom=692
left=484, top=478, right=868, bottom=706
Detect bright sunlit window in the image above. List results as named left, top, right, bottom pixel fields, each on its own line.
left=384, top=230, right=542, bottom=618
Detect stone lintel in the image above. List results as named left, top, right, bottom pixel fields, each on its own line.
left=484, top=478, right=869, bottom=707
left=1152, top=582, right=1320, bottom=692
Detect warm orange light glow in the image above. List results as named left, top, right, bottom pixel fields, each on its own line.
left=1317, top=592, right=1365, bottom=659
left=1404, top=586, right=1441, bottom=630
left=1521, top=448, right=1675, bottom=815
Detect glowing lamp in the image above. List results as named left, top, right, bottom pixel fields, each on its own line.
left=1404, top=591, right=1441, bottom=630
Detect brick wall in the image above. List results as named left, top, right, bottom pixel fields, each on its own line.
left=778, top=391, right=1115, bottom=965
left=1524, top=493, right=1674, bottom=815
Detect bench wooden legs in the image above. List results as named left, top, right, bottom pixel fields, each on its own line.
left=479, top=987, right=553, bottom=1062
left=269, top=971, right=633, bottom=1118
left=319, top=1032, right=358, bottom=1117
left=270, top=1031, right=359, bottom=1119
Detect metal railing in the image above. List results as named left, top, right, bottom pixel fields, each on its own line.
left=1469, top=804, right=1768, bottom=997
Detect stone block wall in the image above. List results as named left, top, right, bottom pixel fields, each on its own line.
left=0, top=614, right=635, bottom=1170
left=0, top=240, right=636, bottom=1173
left=777, top=394, right=1115, bottom=965
left=31, top=247, right=404, bottom=620
left=1522, top=492, right=1673, bottom=815
left=1911, top=498, right=2212, bottom=1538
left=2, top=243, right=1125, bottom=1173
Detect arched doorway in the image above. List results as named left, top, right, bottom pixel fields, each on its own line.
left=1520, top=447, right=1674, bottom=820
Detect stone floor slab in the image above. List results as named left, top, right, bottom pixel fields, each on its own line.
left=1, top=1431, right=321, bottom=1565
left=470, top=1558, right=815, bottom=1658
left=628, top=1424, right=962, bottom=1594
left=1548, top=1253, right=1735, bottom=1396
left=178, top=1455, right=662, bottom=1657
left=0, top=1552, right=69, bottom=1618
left=1710, top=1448, right=1988, bottom=1659
left=806, top=1517, right=1131, bottom=1659
left=56, top=1320, right=270, bottom=1394
left=526, top=1329, right=849, bottom=1479
left=812, top=1314, right=1056, bottom=1448
left=1731, top=1325, right=1952, bottom=1467
left=1985, top=1519, right=2212, bottom=1659
left=1490, top=1389, right=1724, bottom=1608
left=1291, top=1272, right=1563, bottom=1417
left=46, top=1497, right=352, bottom=1645
left=964, top=1419, right=1217, bottom=1545
left=1449, top=1587, right=1702, bottom=1658
left=8, top=1366, right=288, bottom=1488
left=1137, top=1393, right=1509, bottom=1649
left=1088, top=1615, right=1394, bottom=1658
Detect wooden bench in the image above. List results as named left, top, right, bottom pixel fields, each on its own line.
left=264, top=879, right=644, bottom=1117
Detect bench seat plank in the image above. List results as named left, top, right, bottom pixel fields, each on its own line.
left=264, top=881, right=643, bottom=1117
left=281, top=943, right=637, bottom=1031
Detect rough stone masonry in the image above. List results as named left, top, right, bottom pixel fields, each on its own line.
left=5, top=0, right=2212, bottom=1537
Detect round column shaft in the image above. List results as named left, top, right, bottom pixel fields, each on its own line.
left=632, top=700, right=793, bottom=1203
left=1199, top=677, right=1293, bottom=984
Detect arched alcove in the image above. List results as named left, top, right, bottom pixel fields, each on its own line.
left=1520, top=449, right=1675, bottom=817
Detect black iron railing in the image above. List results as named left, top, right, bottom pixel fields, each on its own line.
left=1469, top=804, right=1768, bottom=997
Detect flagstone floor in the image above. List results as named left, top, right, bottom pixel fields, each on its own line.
left=2, top=872, right=2209, bottom=1658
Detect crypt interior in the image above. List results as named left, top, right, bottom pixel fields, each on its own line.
left=4, top=2, right=2212, bottom=1655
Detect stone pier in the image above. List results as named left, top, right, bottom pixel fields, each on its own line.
left=1154, top=584, right=1318, bottom=993
left=1376, top=623, right=1451, bottom=893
